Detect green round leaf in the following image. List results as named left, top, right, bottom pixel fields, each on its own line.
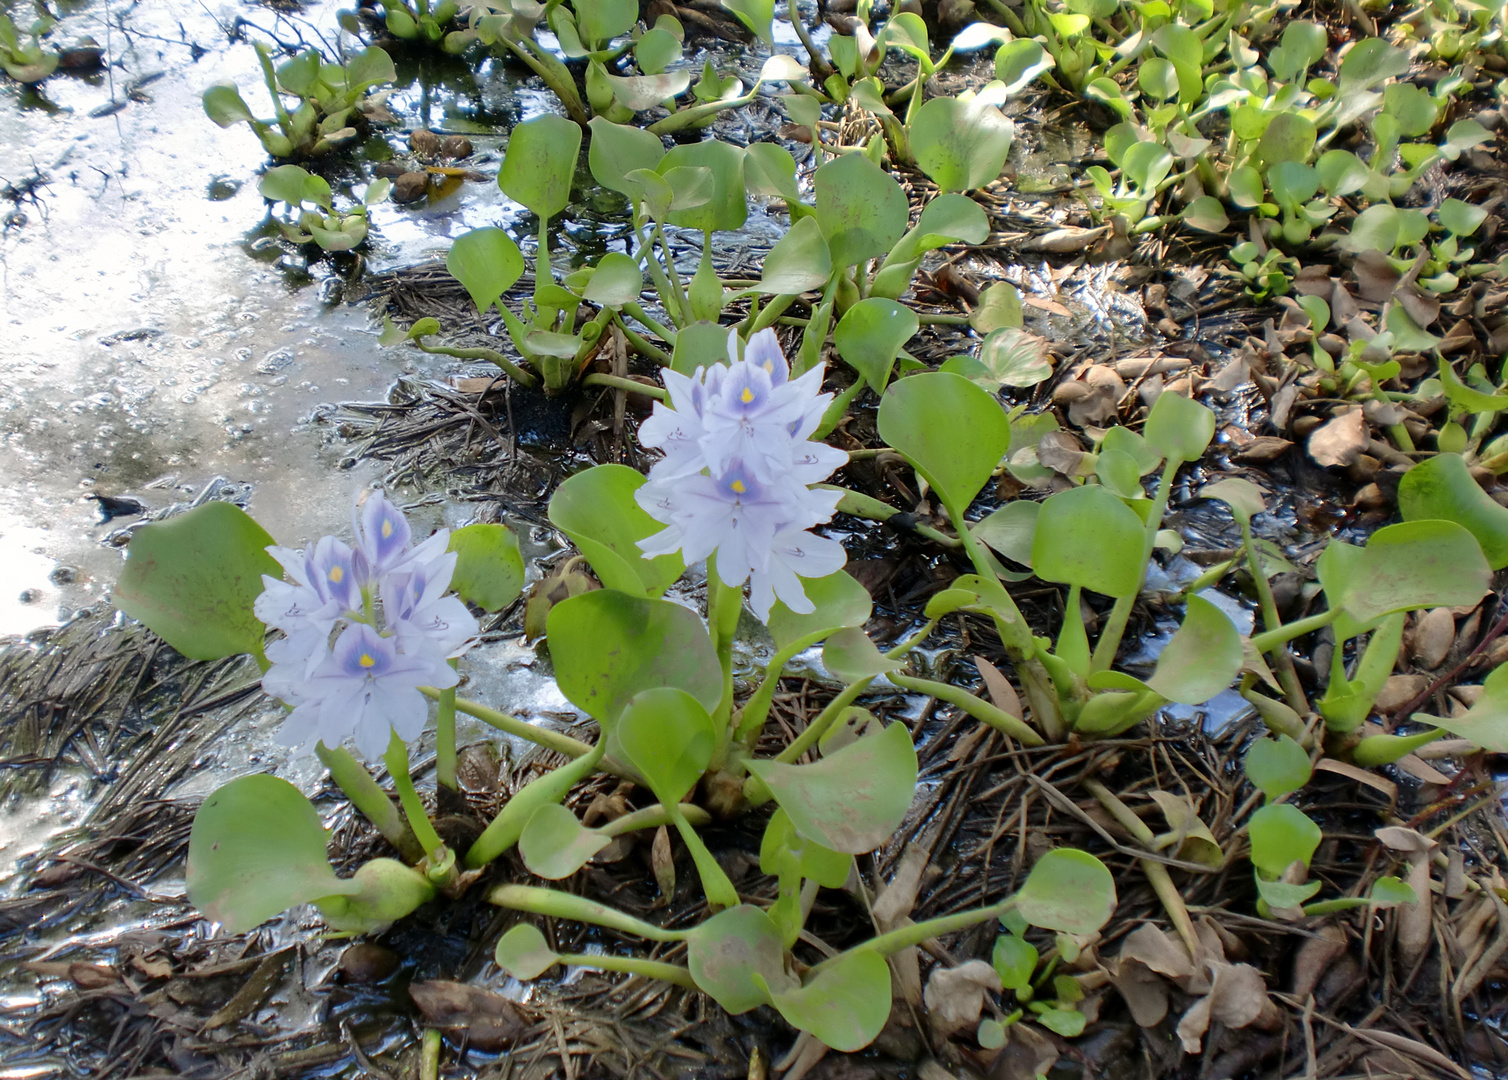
left=1338, top=520, right=1491, bottom=622
left=203, top=83, right=257, bottom=127
left=1256, top=113, right=1317, bottom=166
left=670, top=319, right=731, bottom=377
left=658, top=140, right=748, bottom=233
left=767, top=569, right=872, bottom=652
left=1145, top=595, right=1242, bottom=705
left=1182, top=195, right=1229, bottom=233
left=1014, top=849, right=1117, bottom=935
left=500, top=114, right=582, bottom=219
left=1397, top=453, right=1508, bottom=570
left=1316, top=149, right=1368, bottom=196
left=910, top=96, right=1015, bottom=192
left=815, top=151, right=909, bottom=268
left=447, top=523, right=525, bottom=611
left=834, top=298, right=919, bottom=392
left=686, top=905, right=792, bottom=1013
left=877, top=371, right=1011, bottom=511
left=1031, top=485, right=1145, bottom=597
left=1244, top=735, right=1312, bottom=800
left=759, top=807, right=853, bottom=888
left=518, top=804, right=611, bottom=880
left=822, top=627, right=903, bottom=681
left=446, top=227, right=524, bottom=315
left=995, top=38, right=1051, bottom=93
left=1248, top=802, right=1321, bottom=877
left=546, top=591, right=721, bottom=726
left=494, top=923, right=560, bottom=979
left=115, top=501, right=280, bottom=661
left=587, top=117, right=667, bottom=197
left=1138, top=57, right=1180, bottom=100
left=759, top=215, right=833, bottom=294
left=549, top=464, right=686, bottom=596
left=1144, top=390, right=1215, bottom=463
left=617, top=687, right=716, bottom=804
left=582, top=252, right=645, bottom=308
left=745, top=721, right=918, bottom=854
left=187, top=775, right=353, bottom=934
left=992, top=933, right=1039, bottom=990
left=760, top=949, right=890, bottom=1052
left=970, top=281, right=1024, bottom=333
left=973, top=501, right=1039, bottom=567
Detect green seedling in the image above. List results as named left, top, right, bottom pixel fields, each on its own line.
left=258, top=165, right=388, bottom=252
left=203, top=44, right=395, bottom=160
left=0, top=11, right=58, bottom=82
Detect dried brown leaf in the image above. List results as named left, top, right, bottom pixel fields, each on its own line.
left=923, top=960, right=1001, bottom=1039
left=1308, top=408, right=1369, bottom=468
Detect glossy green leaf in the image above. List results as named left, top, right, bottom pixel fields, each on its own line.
left=494, top=923, right=560, bottom=979
left=446, top=227, right=525, bottom=315
left=1331, top=520, right=1490, bottom=622
left=447, top=523, right=525, bottom=611
left=759, top=215, right=832, bottom=294
left=992, top=933, right=1039, bottom=990
left=722, top=0, right=774, bottom=45
left=1183, top=195, right=1229, bottom=233
left=634, top=25, right=683, bottom=74
left=1257, top=113, right=1317, bottom=166
left=587, top=117, right=667, bottom=197
left=745, top=721, right=918, bottom=854
left=894, top=193, right=990, bottom=262
left=1144, top=390, right=1215, bottom=463
left=314, top=858, right=435, bottom=935
left=204, top=83, right=258, bottom=127
left=834, top=298, right=918, bottom=392
left=1410, top=661, right=1508, bottom=752
left=822, top=627, right=903, bottom=681
left=1031, top=485, right=1144, bottom=597
left=547, top=591, right=721, bottom=726
left=1201, top=477, right=1266, bottom=526
left=582, top=252, right=644, bottom=308
left=1317, top=149, right=1368, bottom=196
left=1244, top=735, right=1312, bottom=800
left=1337, top=38, right=1409, bottom=93
left=1437, top=198, right=1488, bottom=237
left=1123, top=141, right=1173, bottom=191
left=1255, top=876, right=1322, bottom=909
left=659, top=140, right=747, bottom=232
left=911, top=96, right=1014, bottom=192
left=1398, top=453, right=1508, bottom=569
left=576, top=0, right=635, bottom=45
left=760, top=949, right=890, bottom=1052
left=759, top=807, right=852, bottom=888
left=1013, top=849, right=1117, bottom=934
left=970, top=281, right=1023, bottom=333
left=1146, top=595, right=1242, bottom=704
left=1248, top=802, right=1321, bottom=877
left=744, top=142, right=802, bottom=202
left=877, top=372, right=1011, bottom=510
left=815, top=151, right=909, bottom=268
left=670, top=319, right=731, bottom=376
left=115, top=501, right=279, bottom=661
left=687, top=904, right=792, bottom=1012
left=767, top=570, right=872, bottom=652
left=974, top=501, right=1039, bottom=567
left=187, top=775, right=354, bottom=934
left=619, top=687, right=716, bottom=806
left=499, top=114, right=581, bottom=219
left=607, top=70, right=691, bottom=111
left=518, top=804, right=611, bottom=879
left=549, top=465, right=685, bottom=597
left=994, top=38, right=1052, bottom=94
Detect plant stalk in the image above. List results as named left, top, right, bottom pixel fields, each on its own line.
left=316, top=742, right=423, bottom=863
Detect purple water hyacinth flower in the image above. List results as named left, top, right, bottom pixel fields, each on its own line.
left=277, top=623, right=457, bottom=760
left=257, top=490, right=476, bottom=758
left=636, top=328, right=848, bottom=621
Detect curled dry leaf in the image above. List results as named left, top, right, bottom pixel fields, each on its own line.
left=1065, top=366, right=1126, bottom=428
left=1175, top=959, right=1280, bottom=1054
left=923, top=959, right=1001, bottom=1039
left=1307, top=408, right=1369, bottom=468
left=1290, top=924, right=1347, bottom=1000
left=1409, top=607, right=1455, bottom=671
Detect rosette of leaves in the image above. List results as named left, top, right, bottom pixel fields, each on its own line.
left=378, top=0, right=470, bottom=51
left=258, top=165, right=389, bottom=252
left=203, top=44, right=396, bottom=160
left=0, top=12, right=59, bottom=83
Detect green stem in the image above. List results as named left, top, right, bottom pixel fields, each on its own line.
left=1092, top=457, right=1179, bottom=673
left=1242, top=520, right=1308, bottom=714
left=424, top=688, right=596, bottom=760
left=488, top=884, right=686, bottom=941
left=812, top=898, right=1017, bottom=975
left=617, top=322, right=673, bottom=367
left=653, top=220, right=692, bottom=326
left=666, top=799, right=740, bottom=909
left=383, top=733, right=445, bottom=857
left=420, top=1029, right=441, bottom=1080
left=1249, top=608, right=1343, bottom=654
left=814, top=379, right=866, bottom=440
left=556, top=952, right=698, bottom=989
left=621, top=302, right=678, bottom=347
left=465, top=738, right=607, bottom=868
left=501, top=35, right=589, bottom=125
left=412, top=337, right=538, bottom=389
left=888, top=673, right=1045, bottom=746
left=601, top=802, right=713, bottom=838
left=436, top=661, right=458, bottom=792
left=316, top=742, right=423, bottom=862
left=707, top=554, right=743, bottom=765
left=749, top=292, right=797, bottom=334
left=1084, top=778, right=1199, bottom=957
left=581, top=372, right=667, bottom=400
